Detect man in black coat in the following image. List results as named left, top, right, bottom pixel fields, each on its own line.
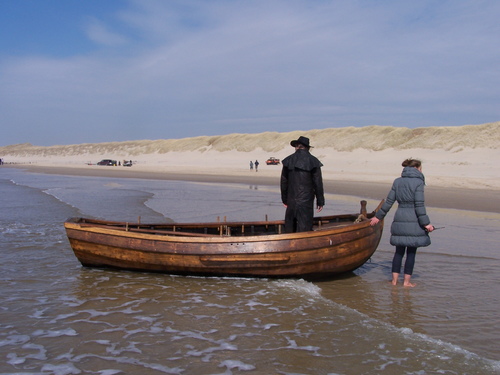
left=281, top=136, right=325, bottom=233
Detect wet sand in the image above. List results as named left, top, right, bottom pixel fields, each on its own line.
left=7, top=164, right=500, bottom=213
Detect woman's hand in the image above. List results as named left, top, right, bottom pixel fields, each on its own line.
left=425, top=224, right=434, bottom=232
left=370, top=217, right=380, bottom=226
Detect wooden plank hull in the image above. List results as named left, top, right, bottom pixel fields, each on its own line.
left=64, top=201, right=384, bottom=278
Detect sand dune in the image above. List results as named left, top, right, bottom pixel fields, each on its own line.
left=2, top=121, right=498, bottom=155
left=1, top=122, right=499, bottom=190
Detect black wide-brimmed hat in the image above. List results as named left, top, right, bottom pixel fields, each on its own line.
left=290, top=136, right=311, bottom=148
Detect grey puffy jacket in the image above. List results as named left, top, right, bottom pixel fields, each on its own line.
left=375, top=166, right=431, bottom=248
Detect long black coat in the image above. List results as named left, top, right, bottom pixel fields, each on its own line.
left=375, top=166, right=431, bottom=248
left=281, top=149, right=325, bottom=233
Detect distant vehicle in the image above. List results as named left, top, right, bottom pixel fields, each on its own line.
left=266, top=157, right=280, bottom=165
left=123, top=161, right=133, bottom=167
left=97, top=159, right=117, bottom=166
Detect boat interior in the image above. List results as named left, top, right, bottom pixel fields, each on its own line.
left=68, top=201, right=377, bottom=237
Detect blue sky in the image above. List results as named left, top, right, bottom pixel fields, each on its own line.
left=1, top=0, right=499, bottom=146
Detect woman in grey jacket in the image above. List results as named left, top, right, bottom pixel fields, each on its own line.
left=370, top=159, right=434, bottom=287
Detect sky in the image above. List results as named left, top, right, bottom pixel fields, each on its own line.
left=1, top=0, right=499, bottom=146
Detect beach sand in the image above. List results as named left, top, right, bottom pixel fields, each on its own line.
left=7, top=163, right=500, bottom=213
left=2, top=123, right=499, bottom=213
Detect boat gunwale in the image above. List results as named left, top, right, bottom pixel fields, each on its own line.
left=64, top=199, right=385, bottom=244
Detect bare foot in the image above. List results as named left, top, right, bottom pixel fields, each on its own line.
left=403, top=274, right=415, bottom=287
left=403, top=282, right=416, bottom=287
left=391, top=273, right=399, bottom=286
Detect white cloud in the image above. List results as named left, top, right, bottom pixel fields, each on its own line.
left=84, top=17, right=128, bottom=46
left=0, top=0, right=499, bottom=146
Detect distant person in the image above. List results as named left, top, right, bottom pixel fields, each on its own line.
left=370, top=158, right=434, bottom=287
left=280, top=136, right=324, bottom=233
left=250, top=161, right=253, bottom=170
left=254, top=160, right=259, bottom=172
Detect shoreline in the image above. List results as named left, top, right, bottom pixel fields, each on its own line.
left=5, top=164, right=500, bottom=213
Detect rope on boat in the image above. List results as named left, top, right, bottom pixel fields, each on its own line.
left=354, top=214, right=368, bottom=223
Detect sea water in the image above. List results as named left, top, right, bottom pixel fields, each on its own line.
left=0, top=168, right=499, bottom=375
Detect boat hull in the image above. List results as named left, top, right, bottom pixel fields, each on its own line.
left=64, top=201, right=384, bottom=278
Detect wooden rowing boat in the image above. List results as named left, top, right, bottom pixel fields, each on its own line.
left=64, top=200, right=384, bottom=278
